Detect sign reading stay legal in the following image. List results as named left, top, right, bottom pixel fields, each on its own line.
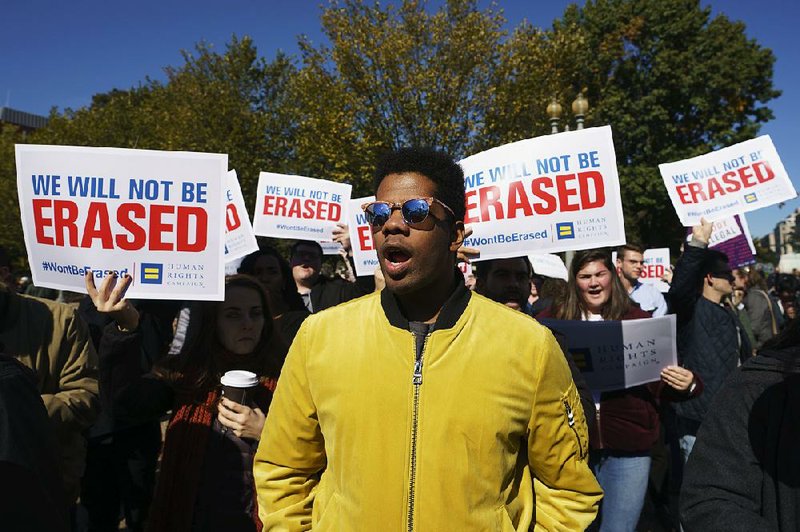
left=252, top=172, right=352, bottom=241
left=459, top=126, right=625, bottom=260
left=659, top=135, right=796, bottom=225
left=224, top=170, right=259, bottom=263
left=538, top=315, right=678, bottom=392
left=683, top=214, right=756, bottom=269
left=15, top=144, right=227, bottom=300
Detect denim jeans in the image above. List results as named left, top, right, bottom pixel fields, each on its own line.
left=678, top=433, right=696, bottom=464
left=676, top=415, right=700, bottom=464
left=592, top=451, right=652, bottom=532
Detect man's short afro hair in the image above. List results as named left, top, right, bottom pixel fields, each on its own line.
left=373, top=147, right=465, bottom=223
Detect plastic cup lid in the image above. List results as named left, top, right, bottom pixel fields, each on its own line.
left=220, top=370, right=258, bottom=387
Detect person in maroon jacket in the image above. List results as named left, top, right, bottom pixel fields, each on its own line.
left=538, top=249, right=701, bottom=532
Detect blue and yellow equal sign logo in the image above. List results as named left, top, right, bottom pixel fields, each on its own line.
left=744, top=192, right=758, bottom=204
left=140, top=263, right=163, bottom=284
left=556, top=222, right=575, bottom=240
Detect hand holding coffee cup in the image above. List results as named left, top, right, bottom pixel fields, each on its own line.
left=218, top=370, right=265, bottom=440
left=220, top=370, right=259, bottom=405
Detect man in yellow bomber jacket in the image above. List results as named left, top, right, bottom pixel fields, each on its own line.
left=254, top=148, right=602, bottom=531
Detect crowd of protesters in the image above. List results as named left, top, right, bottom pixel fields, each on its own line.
left=1, top=147, right=799, bottom=531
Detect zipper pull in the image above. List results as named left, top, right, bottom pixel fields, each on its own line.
left=413, top=356, right=423, bottom=385
left=563, top=400, right=575, bottom=427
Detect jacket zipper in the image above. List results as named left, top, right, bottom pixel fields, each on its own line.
left=563, top=399, right=585, bottom=459
left=407, top=333, right=428, bottom=532
left=595, top=401, right=603, bottom=450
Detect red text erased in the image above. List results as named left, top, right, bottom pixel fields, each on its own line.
left=357, top=225, right=374, bottom=251
left=676, top=161, right=774, bottom=204
left=262, top=195, right=341, bottom=221
left=464, top=171, right=606, bottom=223
left=32, top=199, right=208, bottom=252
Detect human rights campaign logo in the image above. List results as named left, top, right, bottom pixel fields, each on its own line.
left=744, top=192, right=758, bottom=204
left=140, top=263, right=163, bottom=284
left=556, top=222, right=575, bottom=240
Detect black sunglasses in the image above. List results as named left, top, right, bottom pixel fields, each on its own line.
left=711, top=271, right=735, bottom=282
left=361, top=197, right=455, bottom=229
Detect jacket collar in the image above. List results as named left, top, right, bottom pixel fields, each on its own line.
left=380, top=269, right=471, bottom=331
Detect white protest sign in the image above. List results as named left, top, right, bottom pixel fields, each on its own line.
left=528, top=253, right=568, bottom=280
left=223, top=170, right=259, bottom=263
left=225, top=256, right=244, bottom=276
left=252, top=172, right=352, bottom=241
left=457, top=261, right=474, bottom=285
left=613, top=248, right=671, bottom=293
left=16, top=144, right=227, bottom=300
left=347, top=196, right=379, bottom=277
left=459, top=126, right=625, bottom=260
left=320, top=241, right=344, bottom=255
left=641, top=248, right=671, bottom=293
left=659, top=135, right=796, bottom=225
left=538, top=315, right=678, bottom=392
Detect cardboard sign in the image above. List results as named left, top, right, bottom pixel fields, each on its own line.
left=459, top=126, right=625, bottom=259
left=538, top=315, right=678, bottom=392
left=640, top=248, right=671, bottom=293
left=347, top=196, right=379, bottom=277
left=528, top=253, right=568, bottom=281
left=320, top=241, right=344, bottom=255
left=223, top=170, right=259, bottom=263
left=659, top=135, right=796, bottom=225
left=16, top=144, right=227, bottom=300
left=252, top=172, right=352, bottom=241
left=613, top=248, right=671, bottom=293
left=684, top=214, right=756, bottom=269
left=457, top=261, right=474, bottom=285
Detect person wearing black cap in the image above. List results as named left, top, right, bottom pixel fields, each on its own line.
left=667, top=217, right=752, bottom=464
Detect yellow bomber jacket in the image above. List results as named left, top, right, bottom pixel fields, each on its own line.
left=255, top=282, right=602, bottom=531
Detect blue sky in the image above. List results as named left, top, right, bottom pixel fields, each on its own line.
left=3, top=0, right=798, bottom=238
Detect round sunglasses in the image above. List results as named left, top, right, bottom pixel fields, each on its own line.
left=361, top=197, right=455, bottom=229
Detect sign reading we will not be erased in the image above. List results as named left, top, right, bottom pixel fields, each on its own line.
left=15, top=145, right=228, bottom=300
left=347, top=196, right=379, bottom=277
left=252, top=172, right=352, bottom=242
left=224, top=170, right=259, bottom=263
left=659, top=135, right=796, bottom=225
left=459, top=126, right=626, bottom=261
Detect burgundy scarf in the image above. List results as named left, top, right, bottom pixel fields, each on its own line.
left=146, top=378, right=277, bottom=532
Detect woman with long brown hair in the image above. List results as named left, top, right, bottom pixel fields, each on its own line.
left=539, top=249, right=700, bottom=532
left=86, top=272, right=286, bottom=532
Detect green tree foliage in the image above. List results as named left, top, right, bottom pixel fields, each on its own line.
left=753, top=237, right=778, bottom=266
left=0, top=125, right=27, bottom=269
left=32, top=36, right=294, bottom=210
left=551, top=0, right=780, bottom=246
left=291, top=0, right=778, bottom=246
left=286, top=0, right=506, bottom=195
left=5, top=0, right=779, bottom=269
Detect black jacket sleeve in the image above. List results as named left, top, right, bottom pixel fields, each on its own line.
left=680, top=372, right=772, bottom=531
left=668, top=243, right=705, bottom=323
left=99, top=323, right=174, bottom=424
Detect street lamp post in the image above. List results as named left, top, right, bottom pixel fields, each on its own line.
left=547, top=92, right=589, bottom=268
left=547, top=97, right=562, bottom=134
